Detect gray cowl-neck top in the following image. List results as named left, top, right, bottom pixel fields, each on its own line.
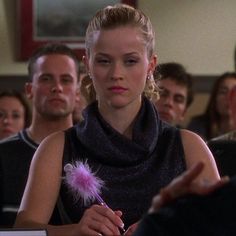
left=57, top=97, right=186, bottom=228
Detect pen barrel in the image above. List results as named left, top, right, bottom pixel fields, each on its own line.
left=95, top=193, right=126, bottom=234
left=95, top=193, right=109, bottom=208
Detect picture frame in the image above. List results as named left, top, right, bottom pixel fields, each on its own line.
left=17, top=0, right=137, bottom=61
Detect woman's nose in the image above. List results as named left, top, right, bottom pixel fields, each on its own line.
left=110, top=62, right=124, bottom=80
left=2, top=115, right=11, bottom=124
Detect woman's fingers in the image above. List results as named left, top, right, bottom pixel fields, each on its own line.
left=77, top=205, right=123, bottom=236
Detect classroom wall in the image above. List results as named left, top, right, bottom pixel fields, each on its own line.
left=0, top=0, right=236, bottom=124
left=1, top=0, right=236, bottom=75
left=139, top=0, right=236, bottom=74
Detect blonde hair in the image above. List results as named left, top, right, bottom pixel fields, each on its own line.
left=85, top=4, right=159, bottom=103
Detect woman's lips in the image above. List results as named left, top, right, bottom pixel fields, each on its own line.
left=109, top=86, right=128, bottom=93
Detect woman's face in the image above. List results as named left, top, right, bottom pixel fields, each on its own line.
left=216, top=77, right=236, bottom=117
left=0, top=96, right=25, bottom=140
left=85, top=26, right=156, bottom=111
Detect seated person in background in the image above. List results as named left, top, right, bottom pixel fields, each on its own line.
left=209, top=85, right=236, bottom=141
left=0, top=43, right=79, bottom=227
left=187, top=72, right=236, bottom=141
left=153, top=62, right=194, bottom=127
left=15, top=4, right=220, bottom=236
left=0, top=89, right=31, bottom=140
left=208, top=85, right=236, bottom=177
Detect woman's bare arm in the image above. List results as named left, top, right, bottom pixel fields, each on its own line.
left=15, top=131, right=65, bottom=226
left=181, top=129, right=220, bottom=183
left=14, top=132, right=123, bottom=236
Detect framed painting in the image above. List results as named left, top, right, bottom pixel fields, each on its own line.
left=17, top=0, right=137, bottom=61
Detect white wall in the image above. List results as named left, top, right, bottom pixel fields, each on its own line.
left=0, top=0, right=236, bottom=75
left=139, top=0, right=236, bottom=74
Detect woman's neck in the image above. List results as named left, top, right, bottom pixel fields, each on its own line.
left=98, top=100, right=142, bottom=139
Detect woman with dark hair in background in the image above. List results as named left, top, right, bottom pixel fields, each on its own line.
left=0, top=89, right=31, bottom=140
left=187, top=72, right=236, bottom=141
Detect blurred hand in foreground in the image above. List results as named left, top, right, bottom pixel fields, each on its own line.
left=125, top=162, right=229, bottom=236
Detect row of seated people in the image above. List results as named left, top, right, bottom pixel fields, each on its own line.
left=1, top=49, right=236, bottom=228
left=1, top=65, right=236, bottom=227
left=0, top=32, right=234, bottom=236
left=0, top=43, right=80, bottom=226
left=153, top=63, right=236, bottom=179
left=2, top=63, right=236, bottom=143
left=208, top=85, right=236, bottom=178
left=153, top=62, right=236, bottom=141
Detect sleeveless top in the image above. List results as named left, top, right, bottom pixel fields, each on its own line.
left=57, top=97, right=186, bottom=228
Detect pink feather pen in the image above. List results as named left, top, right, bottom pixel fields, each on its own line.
left=64, top=161, right=125, bottom=233
left=64, top=161, right=105, bottom=206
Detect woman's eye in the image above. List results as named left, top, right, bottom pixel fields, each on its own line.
left=12, top=113, right=21, bottom=119
left=125, top=58, right=138, bottom=65
left=96, top=58, right=110, bottom=64
left=0, top=111, right=5, bottom=119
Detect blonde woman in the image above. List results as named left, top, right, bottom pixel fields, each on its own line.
left=15, top=4, right=220, bottom=236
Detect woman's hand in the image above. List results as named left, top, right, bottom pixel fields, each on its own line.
left=74, top=204, right=124, bottom=236
left=149, top=162, right=229, bottom=213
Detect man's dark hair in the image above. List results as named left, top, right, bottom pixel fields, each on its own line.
left=28, top=43, right=80, bottom=80
left=154, top=62, right=194, bottom=108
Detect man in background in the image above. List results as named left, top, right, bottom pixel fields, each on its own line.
left=0, top=43, right=80, bottom=227
left=153, top=62, right=194, bottom=127
left=208, top=85, right=236, bottom=177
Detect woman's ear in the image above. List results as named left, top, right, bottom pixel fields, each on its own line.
left=148, top=54, right=158, bottom=74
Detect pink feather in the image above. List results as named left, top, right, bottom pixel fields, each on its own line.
left=64, top=161, right=126, bottom=233
left=64, top=161, right=105, bottom=206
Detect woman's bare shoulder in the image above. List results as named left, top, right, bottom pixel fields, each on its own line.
left=180, top=129, right=220, bottom=181
left=180, top=129, right=206, bottom=146
left=33, top=130, right=66, bottom=164
left=180, top=128, right=210, bottom=158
